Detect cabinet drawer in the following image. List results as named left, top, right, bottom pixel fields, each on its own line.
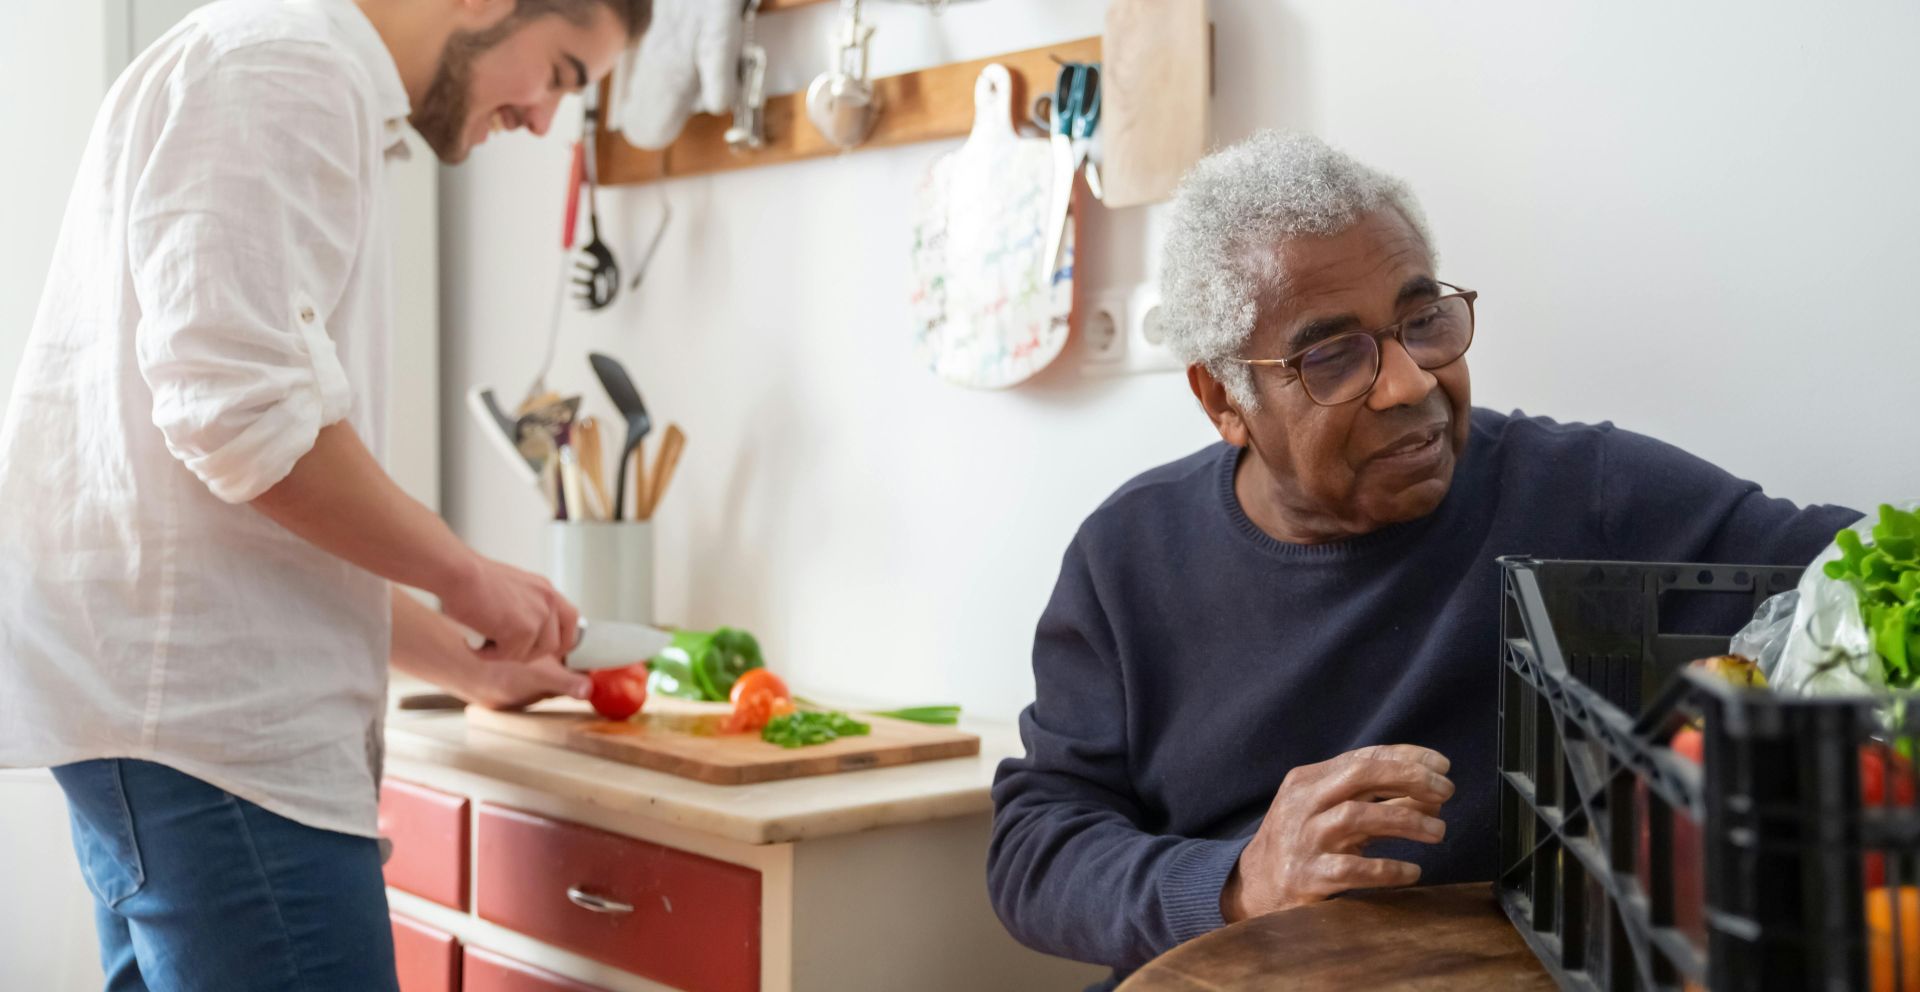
left=379, top=778, right=470, bottom=910
left=462, top=946, right=608, bottom=992
left=391, top=913, right=459, bottom=992
left=474, top=804, right=760, bottom=992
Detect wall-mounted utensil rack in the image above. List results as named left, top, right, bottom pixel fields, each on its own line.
left=595, top=35, right=1102, bottom=186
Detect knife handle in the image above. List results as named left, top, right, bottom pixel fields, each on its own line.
left=398, top=692, right=467, bottom=711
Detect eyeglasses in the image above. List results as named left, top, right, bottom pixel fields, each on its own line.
left=1230, top=283, right=1478, bottom=406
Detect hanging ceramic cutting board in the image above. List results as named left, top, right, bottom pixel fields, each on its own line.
left=466, top=699, right=980, bottom=786
left=1101, top=0, right=1212, bottom=208
left=910, top=63, right=1077, bottom=389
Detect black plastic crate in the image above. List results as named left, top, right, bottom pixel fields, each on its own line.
left=1496, top=557, right=1920, bottom=991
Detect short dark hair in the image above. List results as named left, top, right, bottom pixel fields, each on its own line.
left=514, top=0, right=651, bottom=37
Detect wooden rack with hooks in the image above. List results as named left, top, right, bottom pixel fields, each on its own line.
left=594, top=36, right=1102, bottom=187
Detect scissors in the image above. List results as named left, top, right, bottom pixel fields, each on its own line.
left=1038, top=61, right=1101, bottom=283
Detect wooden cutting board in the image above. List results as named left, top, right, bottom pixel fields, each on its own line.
left=465, top=700, right=980, bottom=786
left=1101, top=0, right=1213, bottom=208
left=909, top=62, right=1076, bottom=389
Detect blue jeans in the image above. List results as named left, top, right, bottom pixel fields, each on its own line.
left=51, top=758, right=400, bottom=992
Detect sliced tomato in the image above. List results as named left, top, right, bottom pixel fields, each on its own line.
left=589, top=665, right=648, bottom=721
left=720, top=670, right=793, bottom=734
left=729, top=669, right=790, bottom=708
left=723, top=692, right=771, bottom=734
left=722, top=682, right=796, bottom=734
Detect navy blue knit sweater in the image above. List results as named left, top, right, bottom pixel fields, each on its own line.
left=987, top=409, right=1859, bottom=989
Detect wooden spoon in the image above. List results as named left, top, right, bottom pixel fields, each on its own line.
left=574, top=416, right=613, bottom=521
left=641, top=424, right=686, bottom=521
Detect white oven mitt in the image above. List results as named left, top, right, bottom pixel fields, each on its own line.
left=609, top=0, right=746, bottom=149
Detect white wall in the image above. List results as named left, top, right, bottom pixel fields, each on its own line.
left=0, top=5, right=113, bottom=989
left=0, top=1, right=112, bottom=415
left=388, top=134, right=443, bottom=511
left=441, top=0, right=1920, bottom=723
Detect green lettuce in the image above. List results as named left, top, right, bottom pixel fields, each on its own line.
left=1825, top=505, right=1920, bottom=687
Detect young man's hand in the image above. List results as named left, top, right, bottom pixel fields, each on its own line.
left=391, top=589, right=589, bottom=709
left=447, top=655, right=589, bottom=710
left=438, top=556, right=580, bottom=663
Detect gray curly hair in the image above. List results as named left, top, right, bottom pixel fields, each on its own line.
left=1160, top=131, right=1434, bottom=408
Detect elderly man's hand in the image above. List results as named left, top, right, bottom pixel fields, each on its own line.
left=1221, top=744, right=1454, bottom=923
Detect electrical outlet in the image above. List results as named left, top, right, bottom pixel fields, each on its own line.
left=1079, top=283, right=1182, bottom=377
left=1125, top=283, right=1183, bottom=375
left=1077, top=289, right=1133, bottom=373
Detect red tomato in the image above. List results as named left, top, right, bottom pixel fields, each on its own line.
left=1672, top=727, right=1705, bottom=764
left=589, top=665, right=648, bottom=721
left=1670, top=728, right=1917, bottom=888
left=1862, top=743, right=1917, bottom=808
left=729, top=669, right=790, bottom=707
left=1669, top=729, right=1915, bottom=810
left=1862, top=743, right=1917, bottom=889
left=1645, top=726, right=1709, bottom=947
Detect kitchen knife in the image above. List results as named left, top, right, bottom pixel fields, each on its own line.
left=565, top=618, right=674, bottom=671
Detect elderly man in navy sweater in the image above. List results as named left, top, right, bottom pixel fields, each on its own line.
left=986, top=131, right=1860, bottom=989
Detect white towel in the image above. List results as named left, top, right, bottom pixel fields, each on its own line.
left=610, top=0, right=747, bottom=149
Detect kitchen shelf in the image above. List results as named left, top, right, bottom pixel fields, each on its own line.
left=595, top=35, right=1102, bottom=186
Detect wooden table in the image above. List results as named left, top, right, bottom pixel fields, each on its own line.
left=1119, top=884, right=1554, bottom=991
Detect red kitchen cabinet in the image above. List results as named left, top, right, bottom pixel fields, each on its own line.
left=461, top=946, right=609, bottom=992
left=391, top=913, right=459, bottom=992
left=474, top=804, right=760, bottom=992
left=380, top=778, right=470, bottom=910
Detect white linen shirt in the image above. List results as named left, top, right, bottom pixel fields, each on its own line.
left=0, top=0, right=412, bottom=838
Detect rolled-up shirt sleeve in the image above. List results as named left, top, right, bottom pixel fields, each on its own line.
left=129, top=43, right=366, bottom=503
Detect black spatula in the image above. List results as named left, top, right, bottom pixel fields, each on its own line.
left=589, top=352, right=651, bottom=520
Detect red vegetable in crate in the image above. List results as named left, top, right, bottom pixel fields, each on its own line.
left=1640, top=728, right=1706, bottom=950
left=1671, top=727, right=1703, bottom=764
left=1862, top=742, right=1918, bottom=808
left=1665, top=729, right=1916, bottom=888
left=1861, top=743, right=1918, bottom=891
left=589, top=664, right=648, bottom=721
left=1635, top=655, right=1762, bottom=949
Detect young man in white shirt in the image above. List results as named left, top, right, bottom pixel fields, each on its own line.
left=0, top=1, right=646, bottom=987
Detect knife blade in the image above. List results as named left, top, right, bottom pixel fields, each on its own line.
left=565, top=618, right=674, bottom=671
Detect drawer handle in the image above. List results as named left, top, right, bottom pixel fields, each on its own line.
left=566, top=886, right=635, bottom=915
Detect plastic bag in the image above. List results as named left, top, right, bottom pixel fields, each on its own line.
left=1733, top=588, right=1799, bottom=682
left=1746, top=501, right=1920, bottom=696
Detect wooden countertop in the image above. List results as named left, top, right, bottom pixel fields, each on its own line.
left=383, top=679, right=1022, bottom=846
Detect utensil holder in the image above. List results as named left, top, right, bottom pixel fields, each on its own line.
left=547, top=521, right=653, bottom=624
